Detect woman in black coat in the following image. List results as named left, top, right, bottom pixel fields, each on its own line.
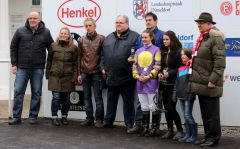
left=158, top=30, right=183, bottom=140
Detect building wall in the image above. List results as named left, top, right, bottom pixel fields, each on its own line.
left=0, top=0, right=42, bottom=100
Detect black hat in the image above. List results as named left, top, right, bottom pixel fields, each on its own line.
left=195, top=12, right=216, bottom=25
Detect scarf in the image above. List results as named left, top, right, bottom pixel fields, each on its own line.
left=189, top=29, right=210, bottom=74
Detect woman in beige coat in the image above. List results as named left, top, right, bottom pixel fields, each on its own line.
left=46, top=27, right=78, bottom=126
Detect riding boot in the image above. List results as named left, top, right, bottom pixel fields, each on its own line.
left=139, top=111, right=150, bottom=137
left=149, top=111, right=160, bottom=137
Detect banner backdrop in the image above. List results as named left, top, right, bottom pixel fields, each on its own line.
left=42, top=0, right=240, bottom=126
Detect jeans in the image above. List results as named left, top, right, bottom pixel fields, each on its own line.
left=82, top=72, right=104, bottom=121
left=51, top=91, right=70, bottom=117
left=198, top=95, right=221, bottom=143
left=13, top=68, right=44, bottom=120
left=179, top=99, right=195, bottom=124
left=104, top=80, right=135, bottom=127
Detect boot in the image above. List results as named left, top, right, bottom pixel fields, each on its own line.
left=173, top=130, right=184, bottom=141
left=161, top=129, right=174, bottom=139
left=127, top=124, right=142, bottom=134
left=186, top=123, right=198, bottom=143
left=149, top=111, right=160, bottom=137
left=178, top=123, right=191, bottom=142
left=139, top=111, right=150, bottom=137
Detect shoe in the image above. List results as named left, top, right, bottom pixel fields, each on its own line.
left=149, top=127, right=160, bottom=137
left=200, top=140, right=218, bottom=147
left=127, top=125, right=142, bottom=134
left=61, top=117, right=69, bottom=125
left=80, top=119, right=94, bottom=126
left=173, top=130, right=184, bottom=141
left=52, top=118, right=60, bottom=126
left=8, top=119, right=22, bottom=125
left=95, top=120, right=103, bottom=128
left=126, top=124, right=133, bottom=133
left=161, top=130, right=174, bottom=139
left=139, top=128, right=150, bottom=137
left=194, top=139, right=206, bottom=145
left=102, top=122, right=113, bottom=128
left=29, top=118, right=37, bottom=125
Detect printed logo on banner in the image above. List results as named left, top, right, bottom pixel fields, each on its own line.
left=133, top=0, right=148, bottom=20
left=225, top=38, right=240, bottom=57
left=57, top=0, right=101, bottom=28
left=220, top=1, right=233, bottom=15
left=177, top=34, right=194, bottom=49
left=69, top=91, right=85, bottom=111
left=223, top=74, right=240, bottom=87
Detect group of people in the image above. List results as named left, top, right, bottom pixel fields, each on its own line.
left=9, top=10, right=226, bottom=147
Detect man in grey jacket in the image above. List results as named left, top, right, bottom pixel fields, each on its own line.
left=9, top=11, right=53, bottom=125
left=100, top=15, right=139, bottom=131
left=188, top=12, right=226, bottom=147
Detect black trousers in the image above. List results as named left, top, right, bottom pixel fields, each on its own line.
left=198, top=95, right=221, bottom=143
left=162, top=85, right=183, bottom=131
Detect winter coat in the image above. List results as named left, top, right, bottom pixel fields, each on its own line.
left=188, top=28, right=226, bottom=97
left=10, top=20, right=53, bottom=68
left=100, top=28, right=139, bottom=86
left=46, top=42, right=78, bottom=92
left=78, top=32, right=105, bottom=74
left=172, top=65, right=195, bottom=102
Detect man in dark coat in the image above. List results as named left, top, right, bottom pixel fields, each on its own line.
left=100, top=15, right=139, bottom=131
left=188, top=12, right=226, bottom=147
left=9, top=11, right=53, bottom=125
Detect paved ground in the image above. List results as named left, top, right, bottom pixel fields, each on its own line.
left=0, top=118, right=240, bottom=149
left=1, top=97, right=240, bottom=149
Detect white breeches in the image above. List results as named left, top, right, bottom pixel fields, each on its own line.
left=138, top=93, right=157, bottom=112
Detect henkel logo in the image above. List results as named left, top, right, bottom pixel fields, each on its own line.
left=220, top=1, right=233, bottom=15
left=57, top=0, right=101, bottom=28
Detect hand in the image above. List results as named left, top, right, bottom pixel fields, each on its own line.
left=12, top=66, right=17, bottom=75
left=77, top=75, right=82, bottom=85
left=158, top=73, right=166, bottom=81
left=163, top=70, right=169, bottom=78
left=208, top=82, right=215, bottom=88
left=102, top=69, right=107, bottom=79
left=127, top=57, right=135, bottom=63
left=138, top=76, right=149, bottom=83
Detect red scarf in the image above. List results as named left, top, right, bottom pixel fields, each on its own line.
left=189, top=29, right=210, bottom=74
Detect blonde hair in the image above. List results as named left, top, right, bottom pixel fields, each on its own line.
left=56, top=27, right=73, bottom=46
